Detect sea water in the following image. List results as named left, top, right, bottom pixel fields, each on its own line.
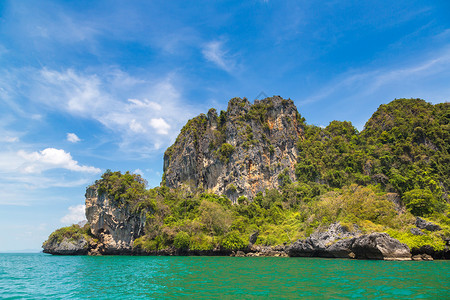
left=0, top=253, right=449, bottom=299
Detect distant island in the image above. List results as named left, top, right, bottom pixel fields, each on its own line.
left=43, top=97, right=449, bottom=260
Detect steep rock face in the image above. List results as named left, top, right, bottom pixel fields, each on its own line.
left=163, top=96, right=304, bottom=201
left=85, top=186, right=146, bottom=254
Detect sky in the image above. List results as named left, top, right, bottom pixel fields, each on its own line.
left=0, top=1, right=449, bottom=252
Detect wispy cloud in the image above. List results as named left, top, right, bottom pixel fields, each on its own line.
left=67, top=133, right=81, bottom=143
left=133, top=169, right=144, bottom=176
left=0, top=147, right=98, bottom=205
left=302, top=47, right=450, bottom=106
left=36, top=68, right=106, bottom=113
left=11, top=1, right=100, bottom=45
left=1, top=67, right=196, bottom=155
left=128, top=98, right=162, bottom=111
left=60, top=204, right=86, bottom=224
left=202, top=40, right=238, bottom=73
left=149, top=118, right=171, bottom=135
left=0, top=136, right=19, bottom=143
left=17, top=148, right=100, bottom=174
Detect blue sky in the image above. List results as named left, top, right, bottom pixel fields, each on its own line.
left=1, top=1, right=449, bottom=251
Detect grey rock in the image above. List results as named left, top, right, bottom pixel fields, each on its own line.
left=410, top=227, right=424, bottom=236
left=249, top=231, right=259, bottom=245
left=85, top=186, right=146, bottom=254
left=412, top=254, right=433, bottom=261
left=411, top=254, right=422, bottom=261
left=287, top=239, right=316, bottom=257
left=287, top=223, right=411, bottom=260
left=415, top=217, right=442, bottom=232
left=43, top=236, right=88, bottom=255
left=247, top=244, right=287, bottom=257
left=273, top=244, right=285, bottom=252
left=287, top=222, right=359, bottom=258
left=411, top=244, right=450, bottom=260
left=163, top=96, right=303, bottom=201
left=327, top=238, right=356, bottom=258
left=352, top=233, right=411, bottom=260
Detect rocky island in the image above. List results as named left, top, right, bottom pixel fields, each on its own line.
left=43, top=97, right=450, bottom=260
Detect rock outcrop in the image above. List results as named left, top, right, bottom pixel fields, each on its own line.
left=163, top=96, right=304, bottom=201
left=412, top=254, right=433, bottom=261
left=411, top=243, right=450, bottom=260
left=415, top=217, right=442, bottom=232
left=287, top=223, right=359, bottom=258
left=410, top=227, right=424, bottom=236
left=352, top=233, right=411, bottom=260
left=85, top=186, right=146, bottom=254
left=43, top=236, right=89, bottom=255
left=287, top=223, right=411, bottom=260
left=287, top=223, right=360, bottom=258
left=240, top=245, right=288, bottom=257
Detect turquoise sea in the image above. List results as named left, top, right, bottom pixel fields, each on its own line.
left=0, top=253, right=449, bottom=299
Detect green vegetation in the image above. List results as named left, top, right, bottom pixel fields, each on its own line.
left=245, top=99, right=274, bottom=124
left=43, top=223, right=93, bottom=247
left=221, top=231, right=247, bottom=250
left=92, top=99, right=450, bottom=253
left=173, top=231, right=191, bottom=250
left=95, top=170, right=155, bottom=211
left=286, top=99, right=449, bottom=249
left=296, top=99, right=449, bottom=216
left=217, top=143, right=235, bottom=163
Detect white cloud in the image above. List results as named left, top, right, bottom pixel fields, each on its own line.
left=15, top=1, right=100, bottom=45
left=202, top=40, right=237, bottom=73
left=66, top=133, right=81, bottom=143
left=302, top=48, right=450, bottom=106
left=11, top=67, right=196, bottom=155
left=0, top=136, right=19, bottom=143
left=38, top=68, right=105, bottom=114
left=128, top=98, right=162, bottom=111
left=60, top=204, right=86, bottom=224
left=0, top=176, right=91, bottom=206
left=133, top=169, right=144, bottom=176
left=129, top=119, right=145, bottom=133
left=149, top=118, right=171, bottom=135
left=17, top=148, right=100, bottom=174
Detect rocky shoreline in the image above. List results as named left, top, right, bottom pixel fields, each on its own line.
left=43, top=221, right=449, bottom=261
left=286, top=223, right=412, bottom=260
left=43, top=183, right=449, bottom=260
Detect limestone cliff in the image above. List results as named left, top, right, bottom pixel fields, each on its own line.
left=163, top=96, right=304, bottom=201
left=85, top=185, right=146, bottom=254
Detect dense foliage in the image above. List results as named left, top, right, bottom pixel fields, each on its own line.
left=95, top=170, right=156, bottom=212
left=95, top=99, right=450, bottom=253
left=43, top=223, right=93, bottom=247
left=296, top=99, right=449, bottom=216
